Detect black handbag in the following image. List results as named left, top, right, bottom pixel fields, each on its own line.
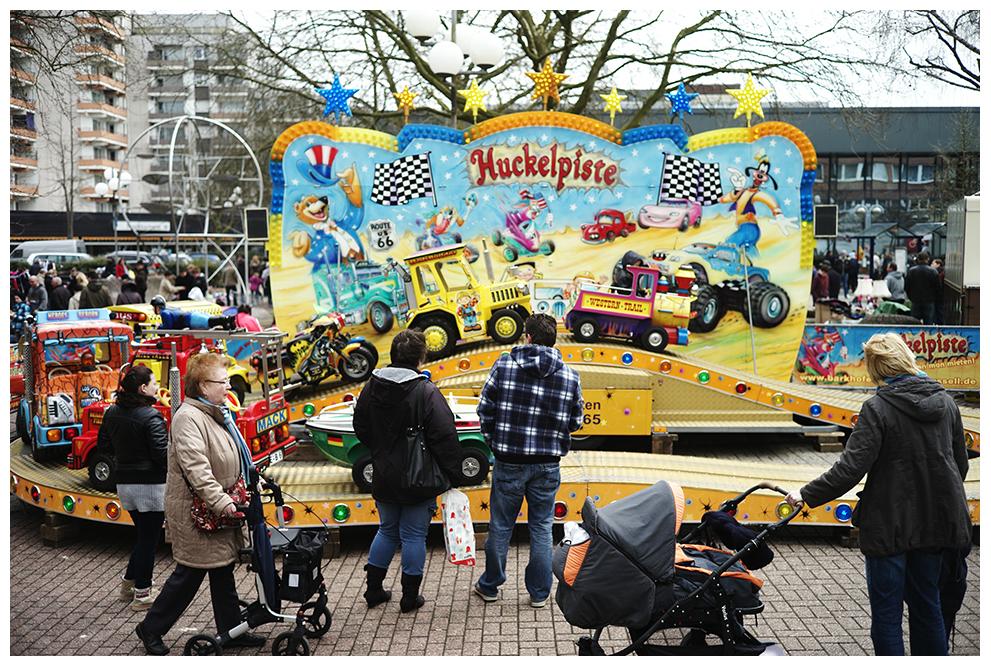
left=401, top=379, right=448, bottom=493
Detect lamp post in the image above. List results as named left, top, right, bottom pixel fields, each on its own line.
left=405, top=10, right=504, bottom=128
left=854, top=203, right=884, bottom=279
left=94, top=167, right=132, bottom=256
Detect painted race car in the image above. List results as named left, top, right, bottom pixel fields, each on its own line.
left=638, top=199, right=703, bottom=232
left=581, top=209, right=637, bottom=244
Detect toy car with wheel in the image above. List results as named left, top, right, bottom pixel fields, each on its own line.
left=649, top=243, right=790, bottom=332
left=400, top=243, right=531, bottom=360
left=564, top=263, right=697, bottom=353
left=581, top=209, right=637, bottom=244
left=304, top=390, right=491, bottom=493
left=637, top=199, right=703, bottom=232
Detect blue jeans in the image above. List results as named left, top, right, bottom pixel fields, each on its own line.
left=477, top=461, right=560, bottom=602
left=865, top=549, right=947, bottom=655
left=368, top=499, right=435, bottom=576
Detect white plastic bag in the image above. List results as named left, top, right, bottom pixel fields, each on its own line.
left=441, top=488, right=475, bottom=566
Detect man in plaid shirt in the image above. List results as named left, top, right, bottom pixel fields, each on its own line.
left=473, top=313, right=583, bottom=607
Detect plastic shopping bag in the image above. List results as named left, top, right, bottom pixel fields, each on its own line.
left=441, top=488, right=475, bottom=566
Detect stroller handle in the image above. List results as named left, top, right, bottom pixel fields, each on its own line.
left=718, top=481, right=787, bottom=514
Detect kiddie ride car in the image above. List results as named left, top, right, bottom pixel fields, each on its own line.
left=400, top=243, right=532, bottom=360
left=304, top=390, right=491, bottom=493
left=69, top=324, right=297, bottom=492
left=250, top=312, right=378, bottom=398
left=564, top=263, right=697, bottom=353
left=650, top=243, right=791, bottom=333
left=15, top=309, right=132, bottom=464
left=581, top=209, right=637, bottom=245
left=637, top=198, right=703, bottom=232
left=490, top=198, right=555, bottom=262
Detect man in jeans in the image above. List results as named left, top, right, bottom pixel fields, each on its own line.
left=473, top=313, right=583, bottom=607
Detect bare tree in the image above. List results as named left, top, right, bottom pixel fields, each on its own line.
left=872, top=11, right=979, bottom=92
left=204, top=10, right=899, bottom=133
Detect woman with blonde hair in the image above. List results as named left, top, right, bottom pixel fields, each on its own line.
left=787, top=332, right=971, bottom=655
left=135, top=352, right=263, bottom=654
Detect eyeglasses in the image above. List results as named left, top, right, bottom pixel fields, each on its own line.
left=203, top=378, right=231, bottom=385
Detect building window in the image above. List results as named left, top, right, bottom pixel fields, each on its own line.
left=836, top=161, right=863, bottom=182
left=902, top=164, right=935, bottom=184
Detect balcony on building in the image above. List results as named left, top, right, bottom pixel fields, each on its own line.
left=77, top=101, right=127, bottom=121
left=74, top=44, right=125, bottom=67
left=10, top=140, right=38, bottom=171
left=149, top=84, right=187, bottom=98
left=10, top=121, right=37, bottom=143
left=10, top=183, right=39, bottom=199
left=75, top=15, right=126, bottom=42
left=147, top=52, right=187, bottom=71
left=10, top=66, right=36, bottom=86
left=10, top=37, right=35, bottom=58
left=78, top=157, right=129, bottom=174
left=76, top=73, right=127, bottom=95
left=10, top=95, right=36, bottom=113
left=77, top=129, right=128, bottom=149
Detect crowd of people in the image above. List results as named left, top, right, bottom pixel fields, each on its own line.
left=811, top=248, right=947, bottom=325
left=9, top=252, right=272, bottom=343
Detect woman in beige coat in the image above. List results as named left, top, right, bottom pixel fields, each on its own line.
left=135, top=352, right=264, bottom=655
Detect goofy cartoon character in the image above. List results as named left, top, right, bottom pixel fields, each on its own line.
left=721, top=149, right=798, bottom=259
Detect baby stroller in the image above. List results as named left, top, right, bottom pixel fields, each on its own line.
left=183, top=473, right=332, bottom=656
left=552, top=479, right=802, bottom=656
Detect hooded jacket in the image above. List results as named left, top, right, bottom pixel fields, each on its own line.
left=801, top=374, right=971, bottom=558
left=353, top=365, right=464, bottom=503
left=477, top=344, right=583, bottom=462
left=79, top=279, right=113, bottom=309
left=885, top=270, right=906, bottom=301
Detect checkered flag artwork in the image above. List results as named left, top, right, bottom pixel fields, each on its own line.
left=370, top=153, right=437, bottom=207
left=658, top=153, right=723, bottom=206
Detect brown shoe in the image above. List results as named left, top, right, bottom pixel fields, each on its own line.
left=119, top=578, right=135, bottom=601
left=131, top=588, right=158, bottom=612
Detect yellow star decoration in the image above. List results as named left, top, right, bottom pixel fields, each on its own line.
left=727, top=74, right=770, bottom=127
left=458, top=78, right=489, bottom=124
left=600, top=87, right=626, bottom=126
left=526, top=58, right=569, bottom=110
left=394, top=85, right=418, bottom=125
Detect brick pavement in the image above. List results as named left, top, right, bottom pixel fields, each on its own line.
left=8, top=433, right=981, bottom=657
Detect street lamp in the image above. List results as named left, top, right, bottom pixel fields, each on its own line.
left=94, top=167, right=132, bottom=256
left=405, top=10, right=504, bottom=127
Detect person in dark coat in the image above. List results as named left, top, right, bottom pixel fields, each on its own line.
left=79, top=271, right=114, bottom=309
left=904, top=251, right=942, bottom=325
left=25, top=274, right=48, bottom=314
left=97, top=365, right=168, bottom=611
left=352, top=329, right=464, bottom=613
left=48, top=276, right=72, bottom=311
left=846, top=253, right=860, bottom=296
left=611, top=250, right=645, bottom=291
left=116, top=281, right=144, bottom=305
left=787, top=333, right=971, bottom=656
left=826, top=262, right=842, bottom=299
left=133, top=261, right=148, bottom=301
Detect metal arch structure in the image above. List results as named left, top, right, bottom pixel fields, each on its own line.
left=111, top=115, right=265, bottom=299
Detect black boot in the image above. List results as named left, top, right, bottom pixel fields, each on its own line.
left=399, top=572, right=425, bottom=613
left=363, top=563, right=392, bottom=608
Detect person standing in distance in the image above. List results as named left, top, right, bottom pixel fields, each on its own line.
left=786, top=333, right=971, bottom=656
left=904, top=251, right=942, bottom=325
left=473, top=313, right=583, bottom=607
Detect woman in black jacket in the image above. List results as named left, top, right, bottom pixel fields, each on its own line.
left=97, top=365, right=168, bottom=611
left=353, top=329, right=464, bottom=613
left=787, top=333, right=971, bottom=656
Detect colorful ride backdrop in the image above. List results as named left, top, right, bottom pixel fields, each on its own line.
left=268, top=98, right=818, bottom=381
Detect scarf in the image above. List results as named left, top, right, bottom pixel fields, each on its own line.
left=197, top=397, right=253, bottom=480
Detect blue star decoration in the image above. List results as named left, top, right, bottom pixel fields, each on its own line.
left=316, top=74, right=359, bottom=122
left=666, top=83, right=698, bottom=122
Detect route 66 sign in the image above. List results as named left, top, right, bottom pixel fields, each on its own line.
left=368, top=218, right=398, bottom=250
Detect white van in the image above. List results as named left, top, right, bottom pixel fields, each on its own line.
left=24, top=252, right=94, bottom=268
left=10, top=239, right=88, bottom=261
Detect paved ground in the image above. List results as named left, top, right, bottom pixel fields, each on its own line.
left=8, top=432, right=980, bottom=657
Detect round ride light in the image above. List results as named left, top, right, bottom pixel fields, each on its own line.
left=342, top=393, right=356, bottom=403
left=580, top=348, right=595, bottom=362
left=697, top=370, right=710, bottom=384
left=30, top=485, right=41, bottom=503
left=851, top=413, right=859, bottom=426
left=771, top=392, right=785, bottom=406
left=965, top=432, right=974, bottom=448
left=458, top=358, right=472, bottom=372
left=11, top=474, right=19, bottom=494
left=302, top=403, right=316, bottom=417
left=105, top=501, right=122, bottom=521
left=775, top=501, right=795, bottom=519
left=553, top=501, right=568, bottom=520
left=659, top=360, right=672, bottom=374
left=621, top=352, right=634, bottom=366
left=62, top=495, right=76, bottom=513
left=808, top=403, right=823, bottom=417
left=331, top=503, right=350, bottom=523
left=834, top=503, right=853, bottom=523
left=47, top=429, right=63, bottom=443
left=421, top=369, right=433, bottom=381
left=282, top=505, right=295, bottom=524
left=64, top=427, right=79, bottom=440
left=734, top=382, right=747, bottom=395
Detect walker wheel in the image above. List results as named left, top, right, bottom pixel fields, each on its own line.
left=272, top=631, right=310, bottom=656
left=184, top=633, right=223, bottom=655
left=299, top=602, right=332, bottom=638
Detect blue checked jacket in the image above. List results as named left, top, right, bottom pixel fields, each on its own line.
left=477, top=344, right=583, bottom=460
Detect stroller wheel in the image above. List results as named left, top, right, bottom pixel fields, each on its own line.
left=184, top=633, right=223, bottom=656
left=299, top=602, right=332, bottom=638
left=273, top=632, right=310, bottom=656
